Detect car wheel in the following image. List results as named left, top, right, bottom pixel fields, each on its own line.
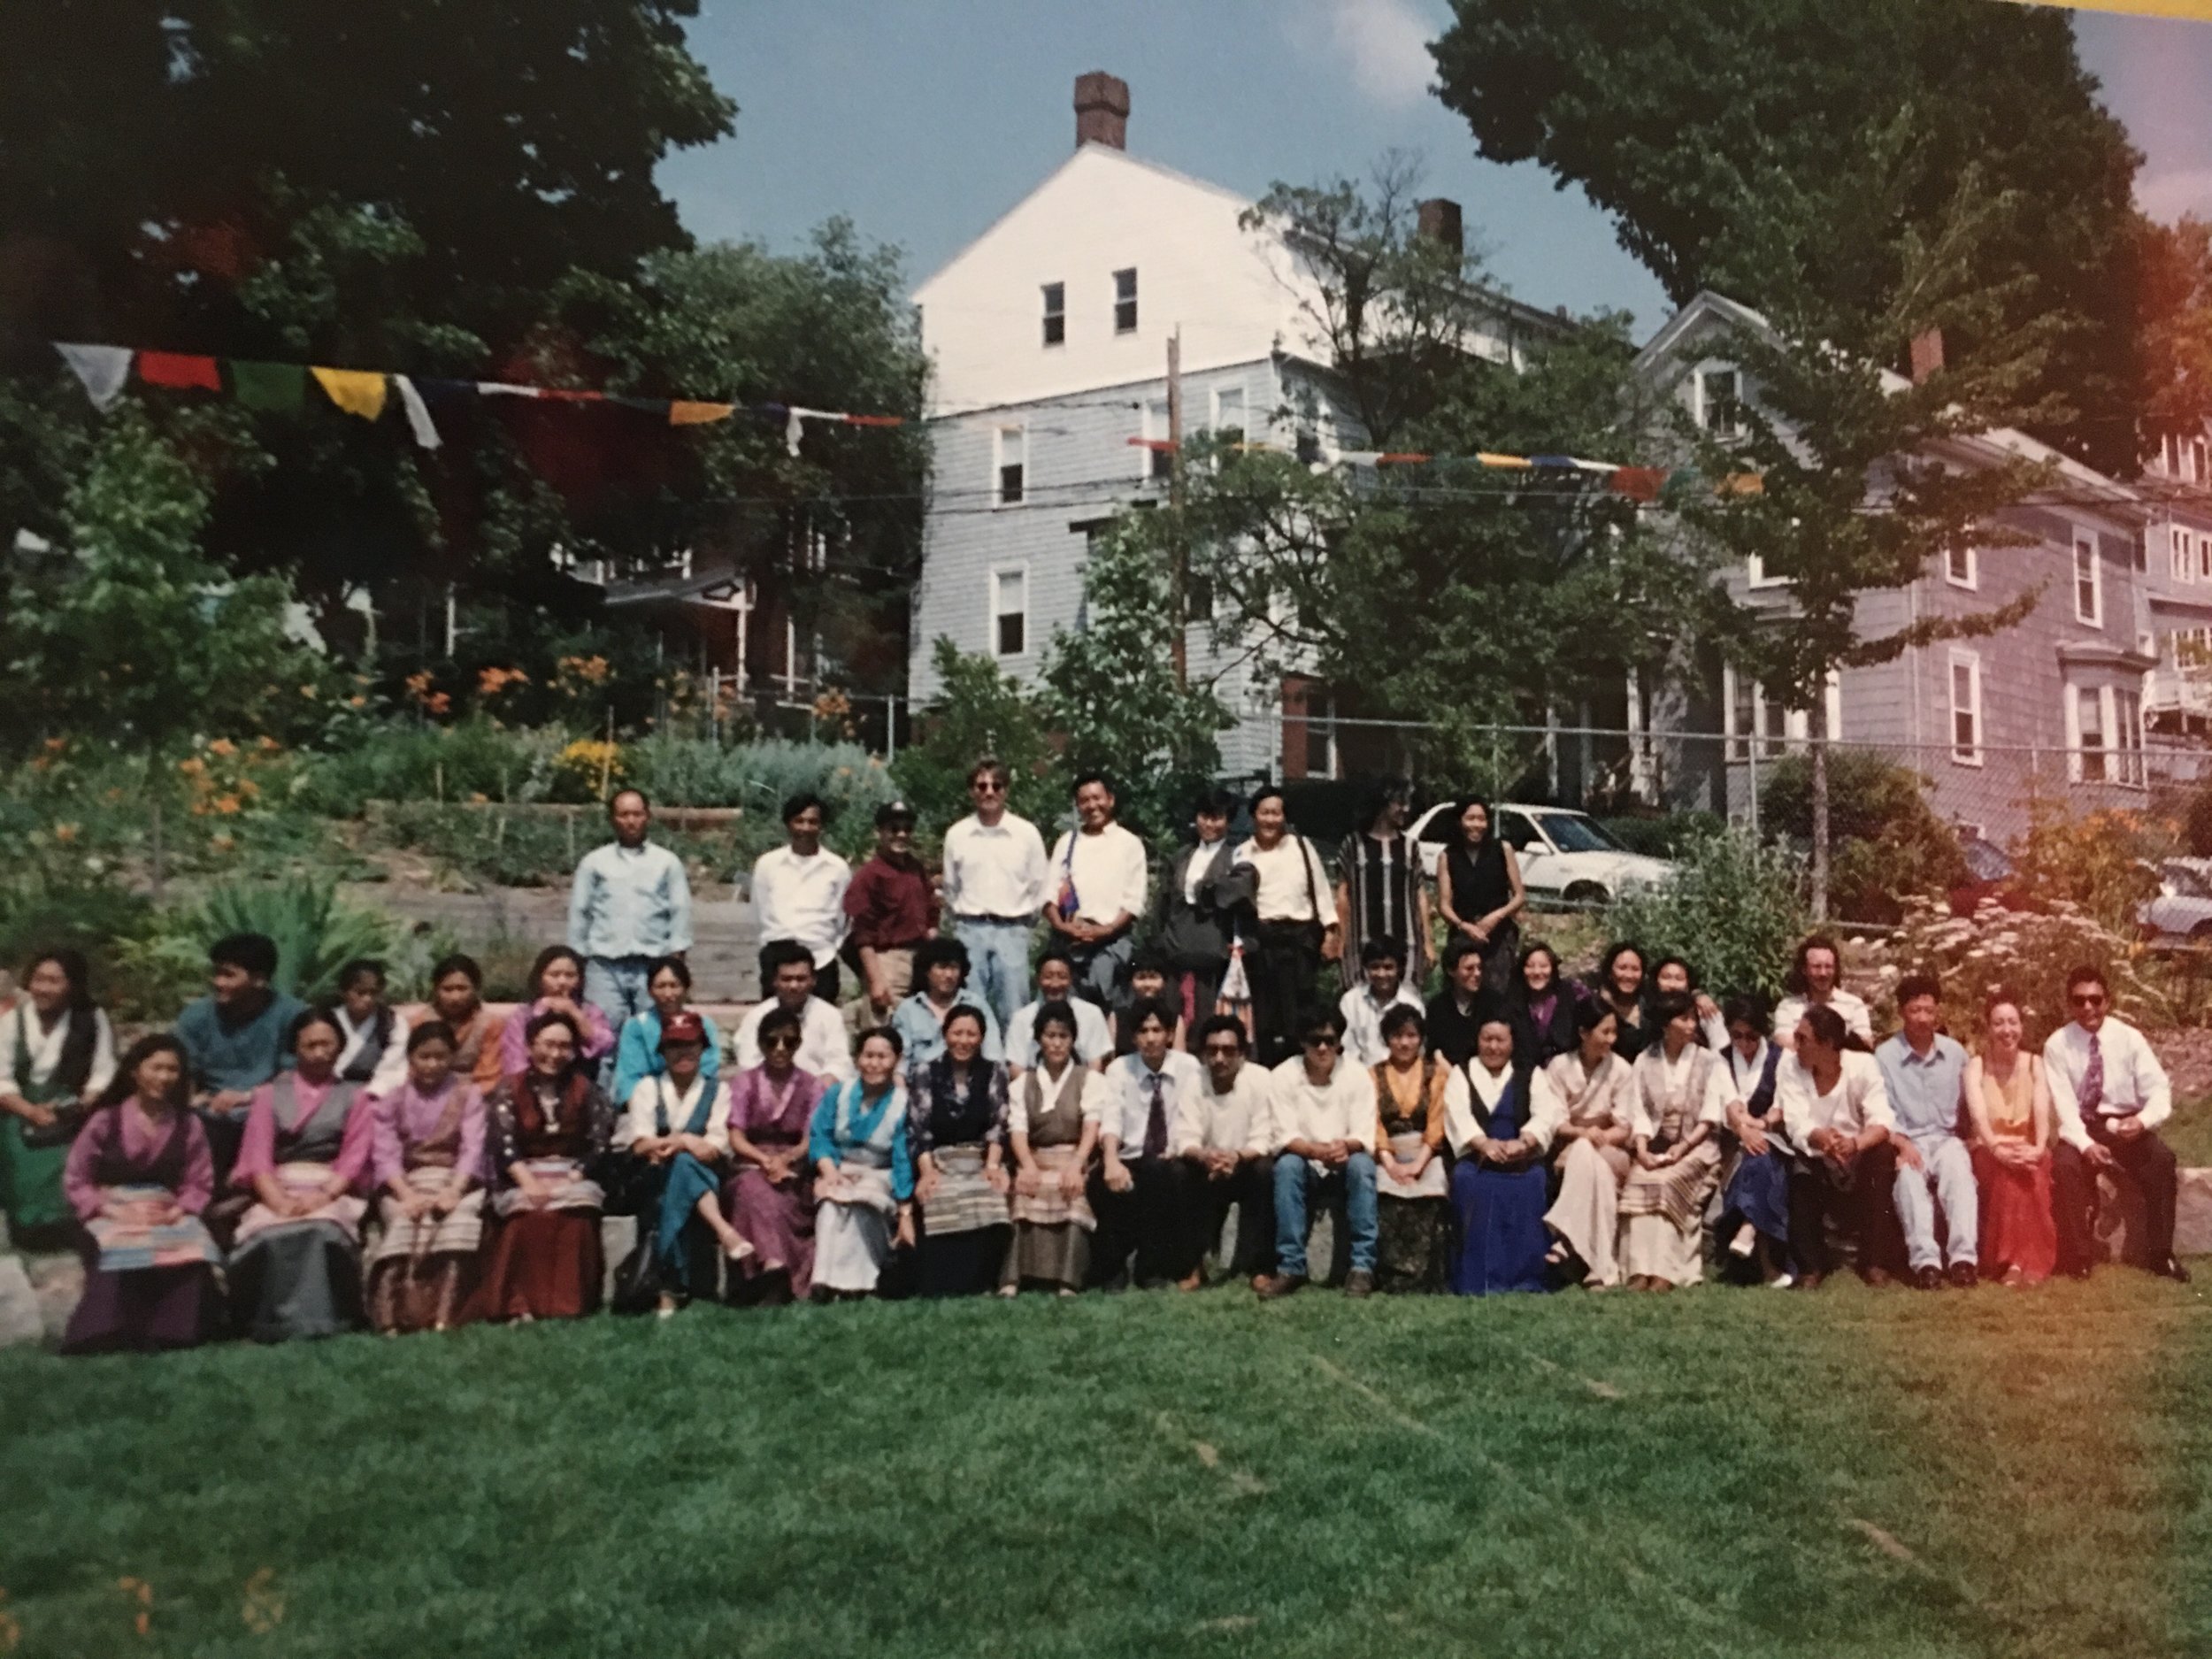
left=1563, top=881, right=1609, bottom=907
left=2190, top=920, right=2212, bottom=941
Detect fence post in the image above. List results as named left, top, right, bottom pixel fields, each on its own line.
left=885, top=693, right=897, bottom=764
left=1747, top=739, right=1760, bottom=839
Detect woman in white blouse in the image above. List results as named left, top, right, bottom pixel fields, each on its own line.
left=0, top=948, right=118, bottom=1248
left=1617, top=993, right=1735, bottom=1289
left=1233, top=787, right=1340, bottom=1068
left=1538, top=999, right=1636, bottom=1288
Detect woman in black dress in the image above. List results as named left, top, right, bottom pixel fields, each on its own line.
left=1434, top=799, right=1526, bottom=995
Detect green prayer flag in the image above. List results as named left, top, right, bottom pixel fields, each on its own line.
left=229, top=360, right=307, bottom=412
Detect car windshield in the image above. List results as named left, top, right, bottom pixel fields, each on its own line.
left=2165, top=863, right=2212, bottom=900
left=1531, top=813, right=1626, bottom=854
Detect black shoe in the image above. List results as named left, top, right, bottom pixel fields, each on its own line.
left=1947, top=1262, right=1978, bottom=1290
left=1343, top=1269, right=1375, bottom=1299
left=2159, top=1256, right=2193, bottom=1285
left=2064, top=1263, right=2094, bottom=1281
left=1254, top=1273, right=1306, bottom=1301
left=1913, top=1265, right=1943, bottom=1291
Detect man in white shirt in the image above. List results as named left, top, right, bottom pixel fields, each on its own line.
left=1173, top=1014, right=1277, bottom=1287
left=1337, top=940, right=1425, bottom=1070
left=1256, top=1006, right=1379, bottom=1298
left=733, top=940, right=856, bottom=1083
left=2042, top=964, right=2186, bottom=1282
left=941, top=757, right=1049, bottom=1035
left=1005, top=947, right=1114, bottom=1078
left=749, top=792, right=851, bottom=1004
left=1777, top=1003, right=1897, bottom=1291
left=1770, top=933, right=1874, bottom=1046
left=1090, top=996, right=1203, bottom=1289
left=1044, top=773, right=1149, bottom=1016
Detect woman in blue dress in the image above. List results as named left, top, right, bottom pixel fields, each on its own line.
left=1441, top=1017, right=1552, bottom=1294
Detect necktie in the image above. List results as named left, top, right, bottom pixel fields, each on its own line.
left=2079, top=1032, right=2104, bottom=1119
left=1142, top=1070, right=1169, bottom=1160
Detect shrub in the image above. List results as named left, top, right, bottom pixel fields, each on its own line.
left=291, top=719, right=564, bottom=817
left=1869, top=893, right=2173, bottom=1041
left=190, top=879, right=399, bottom=1002
left=1598, top=810, right=1725, bottom=859
left=1760, top=751, right=1968, bottom=924
left=2005, top=800, right=2167, bottom=938
left=1601, top=829, right=1809, bottom=1001
left=891, top=641, right=1058, bottom=837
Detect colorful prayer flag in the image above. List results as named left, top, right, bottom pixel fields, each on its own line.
left=137, top=351, right=221, bottom=392
left=1609, top=467, right=1666, bottom=503
left=392, top=375, right=442, bottom=450
left=53, top=342, right=133, bottom=410
left=229, top=360, right=306, bottom=412
left=311, top=367, right=388, bottom=421
left=670, top=401, right=734, bottom=426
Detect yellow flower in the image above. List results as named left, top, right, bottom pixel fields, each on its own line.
left=300, top=684, right=318, bottom=699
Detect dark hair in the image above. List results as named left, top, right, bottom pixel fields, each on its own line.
left=1130, top=944, right=1171, bottom=977
left=1894, top=972, right=1943, bottom=1009
left=1648, top=990, right=1695, bottom=1028
left=1248, top=783, right=1286, bottom=817
left=858, top=1025, right=905, bottom=1060
left=648, top=955, right=693, bottom=991
left=609, top=787, right=649, bottom=815
left=1194, top=787, right=1236, bottom=820
left=968, top=756, right=1010, bottom=787
left=287, top=1006, right=344, bottom=1052
left=429, top=952, right=483, bottom=989
left=1720, top=995, right=1771, bottom=1038
left=97, top=1034, right=190, bottom=1111
left=1451, top=798, right=1495, bottom=849
left=1379, top=1003, right=1425, bottom=1041
left=1785, top=933, right=1844, bottom=995
left=1596, top=941, right=1645, bottom=996
left=1573, top=998, right=1618, bottom=1038
left=526, top=945, right=584, bottom=1000
left=1358, top=779, right=1412, bottom=830
left=757, top=1005, right=804, bottom=1048
left=781, top=791, right=827, bottom=826
left=1071, top=772, right=1113, bottom=797
left=1195, top=1013, right=1248, bottom=1052
left=1797, top=1004, right=1849, bottom=1054
left=941, top=1003, right=990, bottom=1041
left=1650, top=955, right=1696, bottom=990
left=1360, top=936, right=1403, bottom=969
left=915, top=936, right=972, bottom=981
left=22, top=947, right=91, bottom=1009
left=1518, top=941, right=1561, bottom=986
left=759, top=939, right=817, bottom=982
left=406, top=1019, right=458, bottom=1056
left=523, top=1010, right=583, bottom=1051
left=210, top=931, right=279, bottom=979
left=2063, top=964, right=2108, bottom=997
left=1033, top=1002, right=1079, bottom=1041
left=1125, top=995, right=1179, bottom=1036
left=337, top=957, right=386, bottom=994
left=1295, top=1004, right=1347, bottom=1045
left=1981, top=987, right=2024, bottom=1025
left=1442, top=935, right=1484, bottom=974
left=1035, top=943, right=1076, bottom=974
left=24, top=948, right=99, bottom=1094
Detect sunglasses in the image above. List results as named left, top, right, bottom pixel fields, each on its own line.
left=972, top=779, right=1006, bottom=794
left=1302, top=1034, right=1340, bottom=1049
left=2070, top=993, right=2107, bottom=1009
left=762, top=1032, right=800, bottom=1050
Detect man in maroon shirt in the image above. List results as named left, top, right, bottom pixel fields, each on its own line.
left=842, top=801, right=939, bottom=1029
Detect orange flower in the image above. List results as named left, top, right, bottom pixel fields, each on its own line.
left=348, top=695, right=367, bottom=709
left=299, top=684, right=318, bottom=699
left=208, top=737, right=237, bottom=757
left=426, top=692, right=451, bottom=716
left=42, top=736, right=65, bottom=752
left=256, top=735, right=280, bottom=753
left=237, top=779, right=260, bottom=799
left=211, top=833, right=237, bottom=853
left=52, top=823, right=79, bottom=843
left=177, top=757, right=206, bottom=776
left=212, top=794, right=242, bottom=815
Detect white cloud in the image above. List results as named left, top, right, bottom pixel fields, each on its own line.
left=2139, top=167, right=2212, bottom=227
left=1284, top=0, right=1440, bottom=110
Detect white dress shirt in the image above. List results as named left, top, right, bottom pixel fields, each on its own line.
left=1337, top=982, right=1425, bottom=1070
left=1183, top=838, right=1230, bottom=904
left=1777, top=1049, right=1893, bottom=1149
left=749, top=845, right=852, bottom=970
left=1173, top=1062, right=1274, bottom=1156
left=1442, top=1059, right=1560, bottom=1156
left=1628, top=1044, right=1733, bottom=1141
left=733, top=995, right=856, bottom=1083
left=1233, top=835, right=1330, bottom=922
left=1770, top=989, right=1874, bottom=1046
left=941, top=812, right=1050, bottom=919
left=2041, top=1018, right=2171, bottom=1152
left=337, top=1006, right=411, bottom=1096
left=1047, top=823, right=1150, bottom=926
left=1264, top=1054, right=1375, bottom=1153
left=618, top=1072, right=733, bottom=1148
left=0, top=1002, right=118, bottom=1099
left=1098, top=1049, right=1202, bottom=1157
left=1005, top=997, right=1114, bottom=1071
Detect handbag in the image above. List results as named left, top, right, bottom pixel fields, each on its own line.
left=608, top=1233, right=664, bottom=1316
left=19, top=1102, right=86, bottom=1151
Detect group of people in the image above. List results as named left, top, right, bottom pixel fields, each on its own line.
left=1, top=771, right=2190, bottom=1355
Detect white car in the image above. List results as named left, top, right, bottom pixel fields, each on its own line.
left=1409, top=802, right=1675, bottom=907
left=2140, top=858, right=2212, bottom=943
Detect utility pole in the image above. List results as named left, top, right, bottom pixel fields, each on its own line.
left=1167, top=326, right=1187, bottom=686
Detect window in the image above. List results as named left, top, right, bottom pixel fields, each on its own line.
left=2200, top=530, right=2210, bottom=581
left=1699, top=368, right=1741, bottom=438
left=2133, top=529, right=2148, bottom=572
left=1746, top=554, right=1787, bottom=589
left=1185, top=572, right=1214, bottom=622
left=1294, top=426, right=1322, bottom=465
left=1948, top=649, right=1983, bottom=765
left=1142, top=397, right=1171, bottom=481
left=994, top=425, right=1026, bottom=507
left=2163, top=434, right=2179, bottom=478
left=1211, top=386, right=1246, bottom=444
left=2116, top=687, right=2146, bottom=786
left=1041, top=282, right=1065, bottom=347
left=2076, top=685, right=2107, bottom=781
left=2073, top=535, right=2101, bottom=626
left=1112, top=267, right=1138, bottom=334
left=2171, top=526, right=2194, bottom=584
left=1727, top=667, right=1755, bottom=762
left=990, top=567, right=1027, bottom=657
left=1944, top=542, right=1978, bottom=589
left=2196, top=437, right=2209, bottom=484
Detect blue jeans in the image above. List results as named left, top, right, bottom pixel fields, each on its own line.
left=586, top=956, right=656, bottom=1025
left=953, top=918, right=1034, bottom=1036
left=1272, top=1151, right=1378, bottom=1278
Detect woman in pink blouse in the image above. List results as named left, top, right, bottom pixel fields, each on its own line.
left=496, top=947, right=613, bottom=1079
left=362, top=1022, right=487, bottom=1334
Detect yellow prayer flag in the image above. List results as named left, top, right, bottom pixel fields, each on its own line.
left=1475, top=452, right=1535, bottom=470
left=311, top=367, right=388, bottom=421
left=669, top=401, right=735, bottom=426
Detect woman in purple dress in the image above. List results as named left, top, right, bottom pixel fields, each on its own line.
left=363, top=1021, right=487, bottom=1334
left=60, top=1035, right=221, bottom=1354
left=496, top=946, right=613, bottom=1079
left=723, top=1005, right=826, bottom=1304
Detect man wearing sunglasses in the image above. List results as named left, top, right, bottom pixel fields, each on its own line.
left=941, top=757, right=1049, bottom=1037
left=2041, top=964, right=2186, bottom=1282
left=1256, top=1007, right=1378, bottom=1299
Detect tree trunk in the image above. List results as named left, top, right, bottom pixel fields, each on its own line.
left=1809, top=709, right=1830, bottom=923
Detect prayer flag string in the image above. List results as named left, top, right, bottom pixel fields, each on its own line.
left=1129, top=433, right=1762, bottom=502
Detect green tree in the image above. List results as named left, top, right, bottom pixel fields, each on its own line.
left=1758, top=751, right=1967, bottom=925
left=1602, top=829, right=1809, bottom=1000
left=891, top=640, right=1057, bottom=835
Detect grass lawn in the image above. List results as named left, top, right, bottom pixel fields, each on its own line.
left=4, top=1273, right=2212, bottom=1659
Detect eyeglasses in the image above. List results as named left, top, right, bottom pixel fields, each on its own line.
left=762, top=1033, right=800, bottom=1050
left=2070, top=993, right=2107, bottom=1009
left=972, top=779, right=1005, bottom=795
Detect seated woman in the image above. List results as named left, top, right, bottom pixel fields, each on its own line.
left=1588, top=944, right=1651, bottom=1062
left=364, top=1021, right=487, bottom=1335
left=1371, top=1005, right=1450, bottom=1294
left=611, top=956, right=723, bottom=1109
left=1964, top=991, right=2059, bottom=1286
left=0, top=947, right=117, bottom=1253
left=1617, top=992, right=1732, bottom=1290
left=1443, top=1018, right=1552, bottom=1294
left=1002, top=1003, right=1100, bottom=1298
left=472, top=1011, right=615, bottom=1323
left=411, top=953, right=508, bottom=1098
left=1539, top=1001, right=1634, bottom=1288
left=1507, top=943, right=1577, bottom=1072
left=497, top=946, right=613, bottom=1079
left=1716, top=997, right=1791, bottom=1286
left=724, top=1006, right=827, bottom=1305
left=910, top=1005, right=1012, bottom=1297
left=334, top=956, right=409, bottom=1094
left=60, top=1035, right=221, bottom=1354
left=890, top=938, right=1005, bottom=1083
left=615, top=1011, right=751, bottom=1317
left=810, top=1027, right=917, bottom=1298
left=1648, top=955, right=1727, bottom=1051
left=227, top=1008, right=377, bottom=1341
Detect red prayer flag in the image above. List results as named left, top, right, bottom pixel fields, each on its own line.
left=1609, top=466, right=1666, bottom=503
left=137, top=351, right=222, bottom=391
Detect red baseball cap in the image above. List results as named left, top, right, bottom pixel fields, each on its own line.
left=658, top=1011, right=707, bottom=1047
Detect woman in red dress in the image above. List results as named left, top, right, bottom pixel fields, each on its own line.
left=469, top=1011, right=613, bottom=1321
left=1963, top=991, right=2059, bottom=1286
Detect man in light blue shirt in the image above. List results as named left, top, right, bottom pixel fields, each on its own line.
left=569, top=789, right=694, bottom=1024
left=1874, top=972, right=1977, bottom=1289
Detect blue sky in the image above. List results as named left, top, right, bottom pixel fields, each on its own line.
left=657, top=1, right=2212, bottom=340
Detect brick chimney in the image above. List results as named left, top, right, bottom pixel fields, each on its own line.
left=1417, top=197, right=1463, bottom=257
left=1910, top=326, right=1945, bottom=383
left=1075, top=72, right=1129, bottom=150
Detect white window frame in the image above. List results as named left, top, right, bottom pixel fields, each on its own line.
left=1210, top=384, right=1247, bottom=439
left=993, top=424, right=1027, bottom=508
left=2170, top=524, right=2193, bottom=585
left=2073, top=534, right=2103, bottom=627
left=1140, top=396, right=1171, bottom=483
left=2115, top=685, right=2146, bottom=787
left=1746, top=553, right=1787, bottom=590
left=988, top=563, right=1029, bottom=659
left=2067, top=684, right=2108, bottom=784
left=1041, top=281, right=1065, bottom=348
left=1944, top=541, right=1978, bottom=590
left=1695, top=365, right=1742, bottom=439
left=1112, top=266, right=1138, bottom=334
left=1947, top=649, right=1984, bottom=766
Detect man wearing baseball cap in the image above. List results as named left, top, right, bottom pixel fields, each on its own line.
left=841, top=800, right=939, bottom=1028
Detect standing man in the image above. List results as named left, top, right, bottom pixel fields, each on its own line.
left=941, top=757, right=1049, bottom=1037
left=1875, top=974, right=1977, bottom=1290
left=2043, top=964, right=2188, bottom=1282
left=1044, top=773, right=1148, bottom=1016
left=733, top=941, right=856, bottom=1084
left=1256, top=1006, right=1379, bottom=1299
left=1092, top=996, right=1203, bottom=1289
left=841, top=801, right=937, bottom=1030
left=750, top=792, right=851, bottom=1005
left=1156, top=790, right=1253, bottom=1041
left=569, top=787, right=693, bottom=1024
left=1335, top=780, right=1431, bottom=992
